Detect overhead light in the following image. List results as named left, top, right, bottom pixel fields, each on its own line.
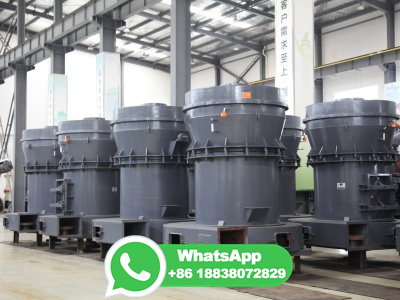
left=233, top=46, right=240, bottom=51
left=88, top=45, right=94, bottom=51
left=356, top=2, right=365, bottom=10
left=191, top=59, right=195, bottom=65
left=124, top=27, right=130, bottom=33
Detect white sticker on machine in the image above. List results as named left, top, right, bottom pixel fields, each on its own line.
left=337, top=183, right=346, bottom=190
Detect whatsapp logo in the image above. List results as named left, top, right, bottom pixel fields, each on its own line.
left=105, top=236, right=166, bottom=298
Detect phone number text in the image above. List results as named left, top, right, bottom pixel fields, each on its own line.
left=168, top=268, right=286, bottom=279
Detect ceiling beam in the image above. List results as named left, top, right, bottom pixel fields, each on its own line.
left=317, top=7, right=376, bottom=27
left=193, top=28, right=262, bottom=51
left=0, top=0, right=164, bottom=80
left=315, top=1, right=358, bottom=18
left=140, top=12, right=262, bottom=52
left=363, top=0, right=393, bottom=13
left=213, top=0, right=274, bottom=20
left=26, top=0, right=69, bottom=27
left=0, top=0, right=36, bottom=28
left=0, top=2, right=54, bottom=20
left=118, top=34, right=218, bottom=65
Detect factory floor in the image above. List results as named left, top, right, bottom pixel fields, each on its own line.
left=0, top=214, right=399, bottom=300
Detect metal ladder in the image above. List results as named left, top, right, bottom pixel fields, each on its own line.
left=0, top=94, right=15, bottom=212
left=0, top=12, right=17, bottom=54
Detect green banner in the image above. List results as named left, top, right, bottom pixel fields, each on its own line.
left=105, top=236, right=293, bottom=298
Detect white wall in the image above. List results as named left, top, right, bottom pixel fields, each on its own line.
left=123, top=62, right=171, bottom=106
left=322, top=13, right=387, bottom=65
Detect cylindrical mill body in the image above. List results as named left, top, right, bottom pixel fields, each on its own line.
left=22, top=126, right=62, bottom=213
left=185, top=84, right=287, bottom=226
left=112, top=104, right=189, bottom=220
left=304, top=98, right=399, bottom=222
left=56, top=118, right=119, bottom=216
left=278, top=115, right=303, bottom=216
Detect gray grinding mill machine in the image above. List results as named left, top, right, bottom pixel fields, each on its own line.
left=39, top=118, right=120, bottom=252
left=278, top=115, right=309, bottom=222
left=3, top=126, right=62, bottom=245
left=163, top=84, right=305, bottom=257
left=92, top=104, right=190, bottom=254
left=291, top=98, right=400, bottom=268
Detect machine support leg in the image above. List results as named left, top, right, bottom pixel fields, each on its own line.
left=13, top=232, right=19, bottom=243
left=100, top=243, right=110, bottom=260
left=49, top=236, right=56, bottom=250
left=36, top=233, right=42, bottom=246
left=77, top=238, right=84, bottom=254
left=293, top=256, right=301, bottom=274
left=348, top=251, right=367, bottom=269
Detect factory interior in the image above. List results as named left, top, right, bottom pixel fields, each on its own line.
left=0, top=0, right=400, bottom=299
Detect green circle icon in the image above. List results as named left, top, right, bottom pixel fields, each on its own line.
left=105, top=236, right=166, bottom=298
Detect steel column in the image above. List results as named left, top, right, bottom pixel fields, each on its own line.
left=315, top=27, right=322, bottom=66
left=46, top=44, right=73, bottom=75
left=384, top=4, right=396, bottom=84
left=11, top=63, right=34, bottom=212
left=314, top=78, right=323, bottom=103
left=100, top=26, right=116, bottom=53
left=52, top=0, right=65, bottom=74
left=382, top=62, right=396, bottom=84
left=260, top=52, right=266, bottom=80
left=386, top=11, right=395, bottom=49
left=314, top=27, right=323, bottom=103
left=94, top=14, right=125, bottom=53
left=170, top=0, right=191, bottom=107
left=121, top=60, right=125, bottom=107
left=54, top=0, right=63, bottom=22
left=215, top=61, right=221, bottom=86
left=17, top=0, right=24, bottom=44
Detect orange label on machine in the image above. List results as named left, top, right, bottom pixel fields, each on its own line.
left=242, top=92, right=252, bottom=99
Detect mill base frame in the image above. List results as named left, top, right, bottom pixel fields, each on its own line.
left=291, top=217, right=400, bottom=267
left=3, top=212, right=45, bottom=245
left=38, top=214, right=118, bottom=252
left=92, top=217, right=191, bottom=245
left=163, top=221, right=305, bottom=255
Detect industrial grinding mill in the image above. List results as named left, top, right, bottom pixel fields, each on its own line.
left=163, top=84, right=304, bottom=257
left=278, top=115, right=307, bottom=222
left=3, top=126, right=62, bottom=245
left=39, top=118, right=120, bottom=252
left=92, top=104, right=190, bottom=255
left=291, top=98, right=400, bottom=268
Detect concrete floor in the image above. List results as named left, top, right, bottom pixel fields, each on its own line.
left=0, top=214, right=399, bottom=300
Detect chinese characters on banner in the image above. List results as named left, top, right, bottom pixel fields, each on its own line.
left=275, top=0, right=294, bottom=111
left=48, top=74, right=68, bottom=126
left=96, top=56, right=104, bottom=118
left=96, top=52, right=121, bottom=120
left=275, top=0, right=314, bottom=115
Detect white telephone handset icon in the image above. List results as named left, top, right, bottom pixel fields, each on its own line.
left=120, top=253, right=151, bottom=282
